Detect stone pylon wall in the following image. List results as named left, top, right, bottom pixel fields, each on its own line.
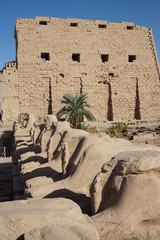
left=1, top=62, right=19, bottom=125
left=1, top=17, right=160, bottom=125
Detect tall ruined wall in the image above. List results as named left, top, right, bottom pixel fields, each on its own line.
left=1, top=62, right=19, bottom=125
left=1, top=17, right=160, bottom=124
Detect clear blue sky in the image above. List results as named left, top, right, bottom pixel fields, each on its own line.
left=0, top=0, right=160, bottom=70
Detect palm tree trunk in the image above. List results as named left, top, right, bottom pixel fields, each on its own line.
left=74, top=116, right=78, bottom=128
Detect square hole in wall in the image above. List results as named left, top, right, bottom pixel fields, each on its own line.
left=109, top=73, right=114, bottom=77
left=126, top=26, right=134, bottom=30
left=41, top=53, right=50, bottom=61
left=98, top=24, right=107, bottom=28
left=101, top=54, right=109, bottom=63
left=72, top=54, right=80, bottom=62
left=70, top=23, right=78, bottom=27
left=128, top=55, right=136, bottom=62
left=39, top=21, right=47, bottom=25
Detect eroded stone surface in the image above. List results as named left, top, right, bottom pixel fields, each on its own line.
left=0, top=198, right=99, bottom=240
left=91, top=150, right=160, bottom=240
left=11, top=115, right=160, bottom=239
left=28, top=135, right=160, bottom=199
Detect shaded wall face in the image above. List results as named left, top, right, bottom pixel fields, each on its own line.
left=2, top=17, right=160, bottom=124
left=1, top=62, right=19, bottom=126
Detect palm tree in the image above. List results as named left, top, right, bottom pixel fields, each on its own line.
left=56, top=93, right=96, bottom=128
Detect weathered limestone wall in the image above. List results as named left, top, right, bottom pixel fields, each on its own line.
left=1, top=17, right=160, bottom=125
left=1, top=62, right=19, bottom=125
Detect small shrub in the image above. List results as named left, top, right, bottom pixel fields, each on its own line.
left=111, top=123, right=128, bottom=132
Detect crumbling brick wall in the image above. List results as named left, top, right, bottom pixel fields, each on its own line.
left=1, top=17, right=160, bottom=125
left=1, top=62, right=19, bottom=125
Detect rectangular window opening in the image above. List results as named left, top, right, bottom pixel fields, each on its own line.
left=70, top=23, right=78, bottom=27
left=109, top=73, right=114, bottom=77
left=39, top=21, right=48, bottom=25
left=128, top=55, right=136, bottom=62
left=41, top=53, right=50, bottom=61
left=126, top=26, right=134, bottom=30
left=72, top=54, right=80, bottom=62
left=101, top=54, right=109, bottom=63
left=98, top=24, right=107, bottom=28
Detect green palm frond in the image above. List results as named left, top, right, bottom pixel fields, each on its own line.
left=56, top=93, right=96, bottom=128
left=80, top=109, right=96, bottom=121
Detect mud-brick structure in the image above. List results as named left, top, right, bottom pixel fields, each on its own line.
left=1, top=16, right=160, bottom=125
